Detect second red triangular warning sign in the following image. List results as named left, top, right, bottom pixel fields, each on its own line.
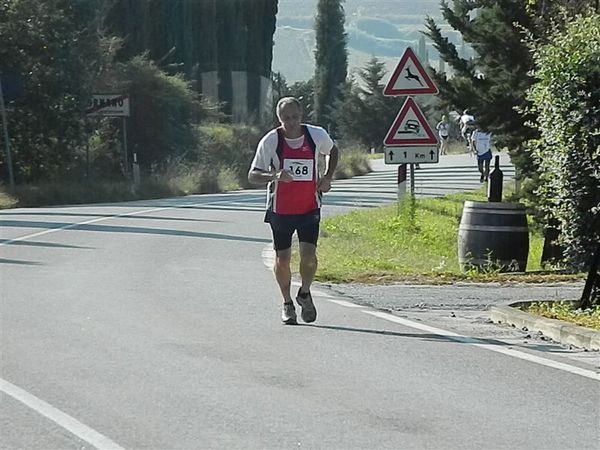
left=384, top=97, right=438, bottom=146
left=384, top=47, right=438, bottom=96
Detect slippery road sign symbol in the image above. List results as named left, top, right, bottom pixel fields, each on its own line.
left=384, top=47, right=438, bottom=96
left=384, top=97, right=438, bottom=146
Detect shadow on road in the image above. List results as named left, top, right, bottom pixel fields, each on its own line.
left=302, top=323, right=512, bottom=347
left=0, top=258, right=42, bottom=266
left=0, top=211, right=222, bottom=223
left=0, top=220, right=271, bottom=244
left=0, top=239, right=92, bottom=249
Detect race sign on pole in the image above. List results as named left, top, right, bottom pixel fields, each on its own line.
left=383, top=97, right=438, bottom=147
left=383, top=47, right=438, bottom=96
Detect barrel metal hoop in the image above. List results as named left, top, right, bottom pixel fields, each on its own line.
left=459, top=225, right=529, bottom=232
left=458, top=257, right=521, bottom=265
left=462, top=208, right=527, bottom=215
left=463, top=201, right=525, bottom=210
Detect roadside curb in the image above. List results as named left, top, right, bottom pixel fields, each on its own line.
left=490, top=304, right=600, bottom=351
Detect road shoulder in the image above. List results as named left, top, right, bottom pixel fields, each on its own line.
left=315, top=281, right=600, bottom=371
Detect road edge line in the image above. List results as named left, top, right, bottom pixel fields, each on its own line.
left=1, top=378, right=125, bottom=450
left=363, top=310, right=600, bottom=382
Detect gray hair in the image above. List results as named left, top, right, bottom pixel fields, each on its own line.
left=276, top=97, right=302, bottom=117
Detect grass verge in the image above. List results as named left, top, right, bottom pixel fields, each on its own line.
left=310, top=191, right=583, bottom=284
left=525, top=302, right=600, bottom=331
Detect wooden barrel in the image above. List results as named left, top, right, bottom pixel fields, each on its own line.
left=458, top=201, right=529, bottom=272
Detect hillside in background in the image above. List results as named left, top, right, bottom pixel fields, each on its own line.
left=273, top=0, right=462, bottom=83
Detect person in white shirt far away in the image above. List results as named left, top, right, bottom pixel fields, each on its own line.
left=436, top=114, right=450, bottom=155
left=470, top=125, right=493, bottom=183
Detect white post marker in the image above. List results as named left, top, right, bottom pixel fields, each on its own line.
left=397, top=164, right=407, bottom=201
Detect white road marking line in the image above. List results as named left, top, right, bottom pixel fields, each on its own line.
left=364, top=310, right=600, bottom=381
left=1, top=379, right=125, bottom=450
left=261, top=246, right=274, bottom=269
left=327, top=299, right=365, bottom=308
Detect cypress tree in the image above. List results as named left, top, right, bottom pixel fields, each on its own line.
left=313, top=0, right=348, bottom=131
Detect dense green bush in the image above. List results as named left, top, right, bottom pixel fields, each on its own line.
left=115, top=55, right=222, bottom=172
left=333, top=148, right=372, bottom=180
left=525, top=12, right=600, bottom=268
left=0, top=0, right=103, bottom=183
left=195, top=123, right=263, bottom=189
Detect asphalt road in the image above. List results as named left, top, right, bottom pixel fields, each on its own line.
left=1, top=155, right=599, bottom=449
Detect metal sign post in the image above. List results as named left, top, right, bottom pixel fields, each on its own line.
left=0, top=74, right=15, bottom=190
left=122, top=116, right=129, bottom=180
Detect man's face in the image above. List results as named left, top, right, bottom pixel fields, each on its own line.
left=277, top=103, right=302, bottom=134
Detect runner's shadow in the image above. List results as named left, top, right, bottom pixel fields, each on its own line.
left=301, top=323, right=512, bottom=347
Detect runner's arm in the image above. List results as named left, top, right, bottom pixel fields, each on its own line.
left=317, top=145, right=339, bottom=193
left=248, top=167, right=293, bottom=185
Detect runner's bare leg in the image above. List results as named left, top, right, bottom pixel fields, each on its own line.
left=299, top=242, right=318, bottom=293
left=274, top=248, right=293, bottom=303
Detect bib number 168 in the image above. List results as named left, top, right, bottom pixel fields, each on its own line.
left=284, top=159, right=314, bottom=181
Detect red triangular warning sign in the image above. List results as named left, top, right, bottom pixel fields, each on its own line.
left=384, top=97, right=438, bottom=146
left=384, top=47, right=438, bottom=96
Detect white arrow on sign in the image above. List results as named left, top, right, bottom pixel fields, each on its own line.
left=384, top=146, right=439, bottom=165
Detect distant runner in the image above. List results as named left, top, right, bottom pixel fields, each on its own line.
left=471, top=125, right=493, bottom=182
left=436, top=115, right=450, bottom=156
left=460, top=109, right=475, bottom=149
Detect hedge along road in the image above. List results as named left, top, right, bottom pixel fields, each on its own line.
left=1, top=158, right=598, bottom=450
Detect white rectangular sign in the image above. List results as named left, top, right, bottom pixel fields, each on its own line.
left=384, top=146, right=439, bottom=164
left=86, top=94, right=130, bottom=117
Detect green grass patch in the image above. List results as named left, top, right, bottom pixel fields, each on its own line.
left=525, top=302, right=600, bottom=331
left=0, top=188, right=18, bottom=208
left=447, top=141, right=470, bottom=155
left=310, top=191, right=581, bottom=284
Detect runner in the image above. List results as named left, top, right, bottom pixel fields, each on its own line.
left=436, top=114, right=450, bottom=155
left=471, top=125, right=493, bottom=182
left=248, top=97, right=339, bottom=325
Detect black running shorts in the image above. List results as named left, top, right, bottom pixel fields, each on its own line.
left=265, top=209, right=320, bottom=251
